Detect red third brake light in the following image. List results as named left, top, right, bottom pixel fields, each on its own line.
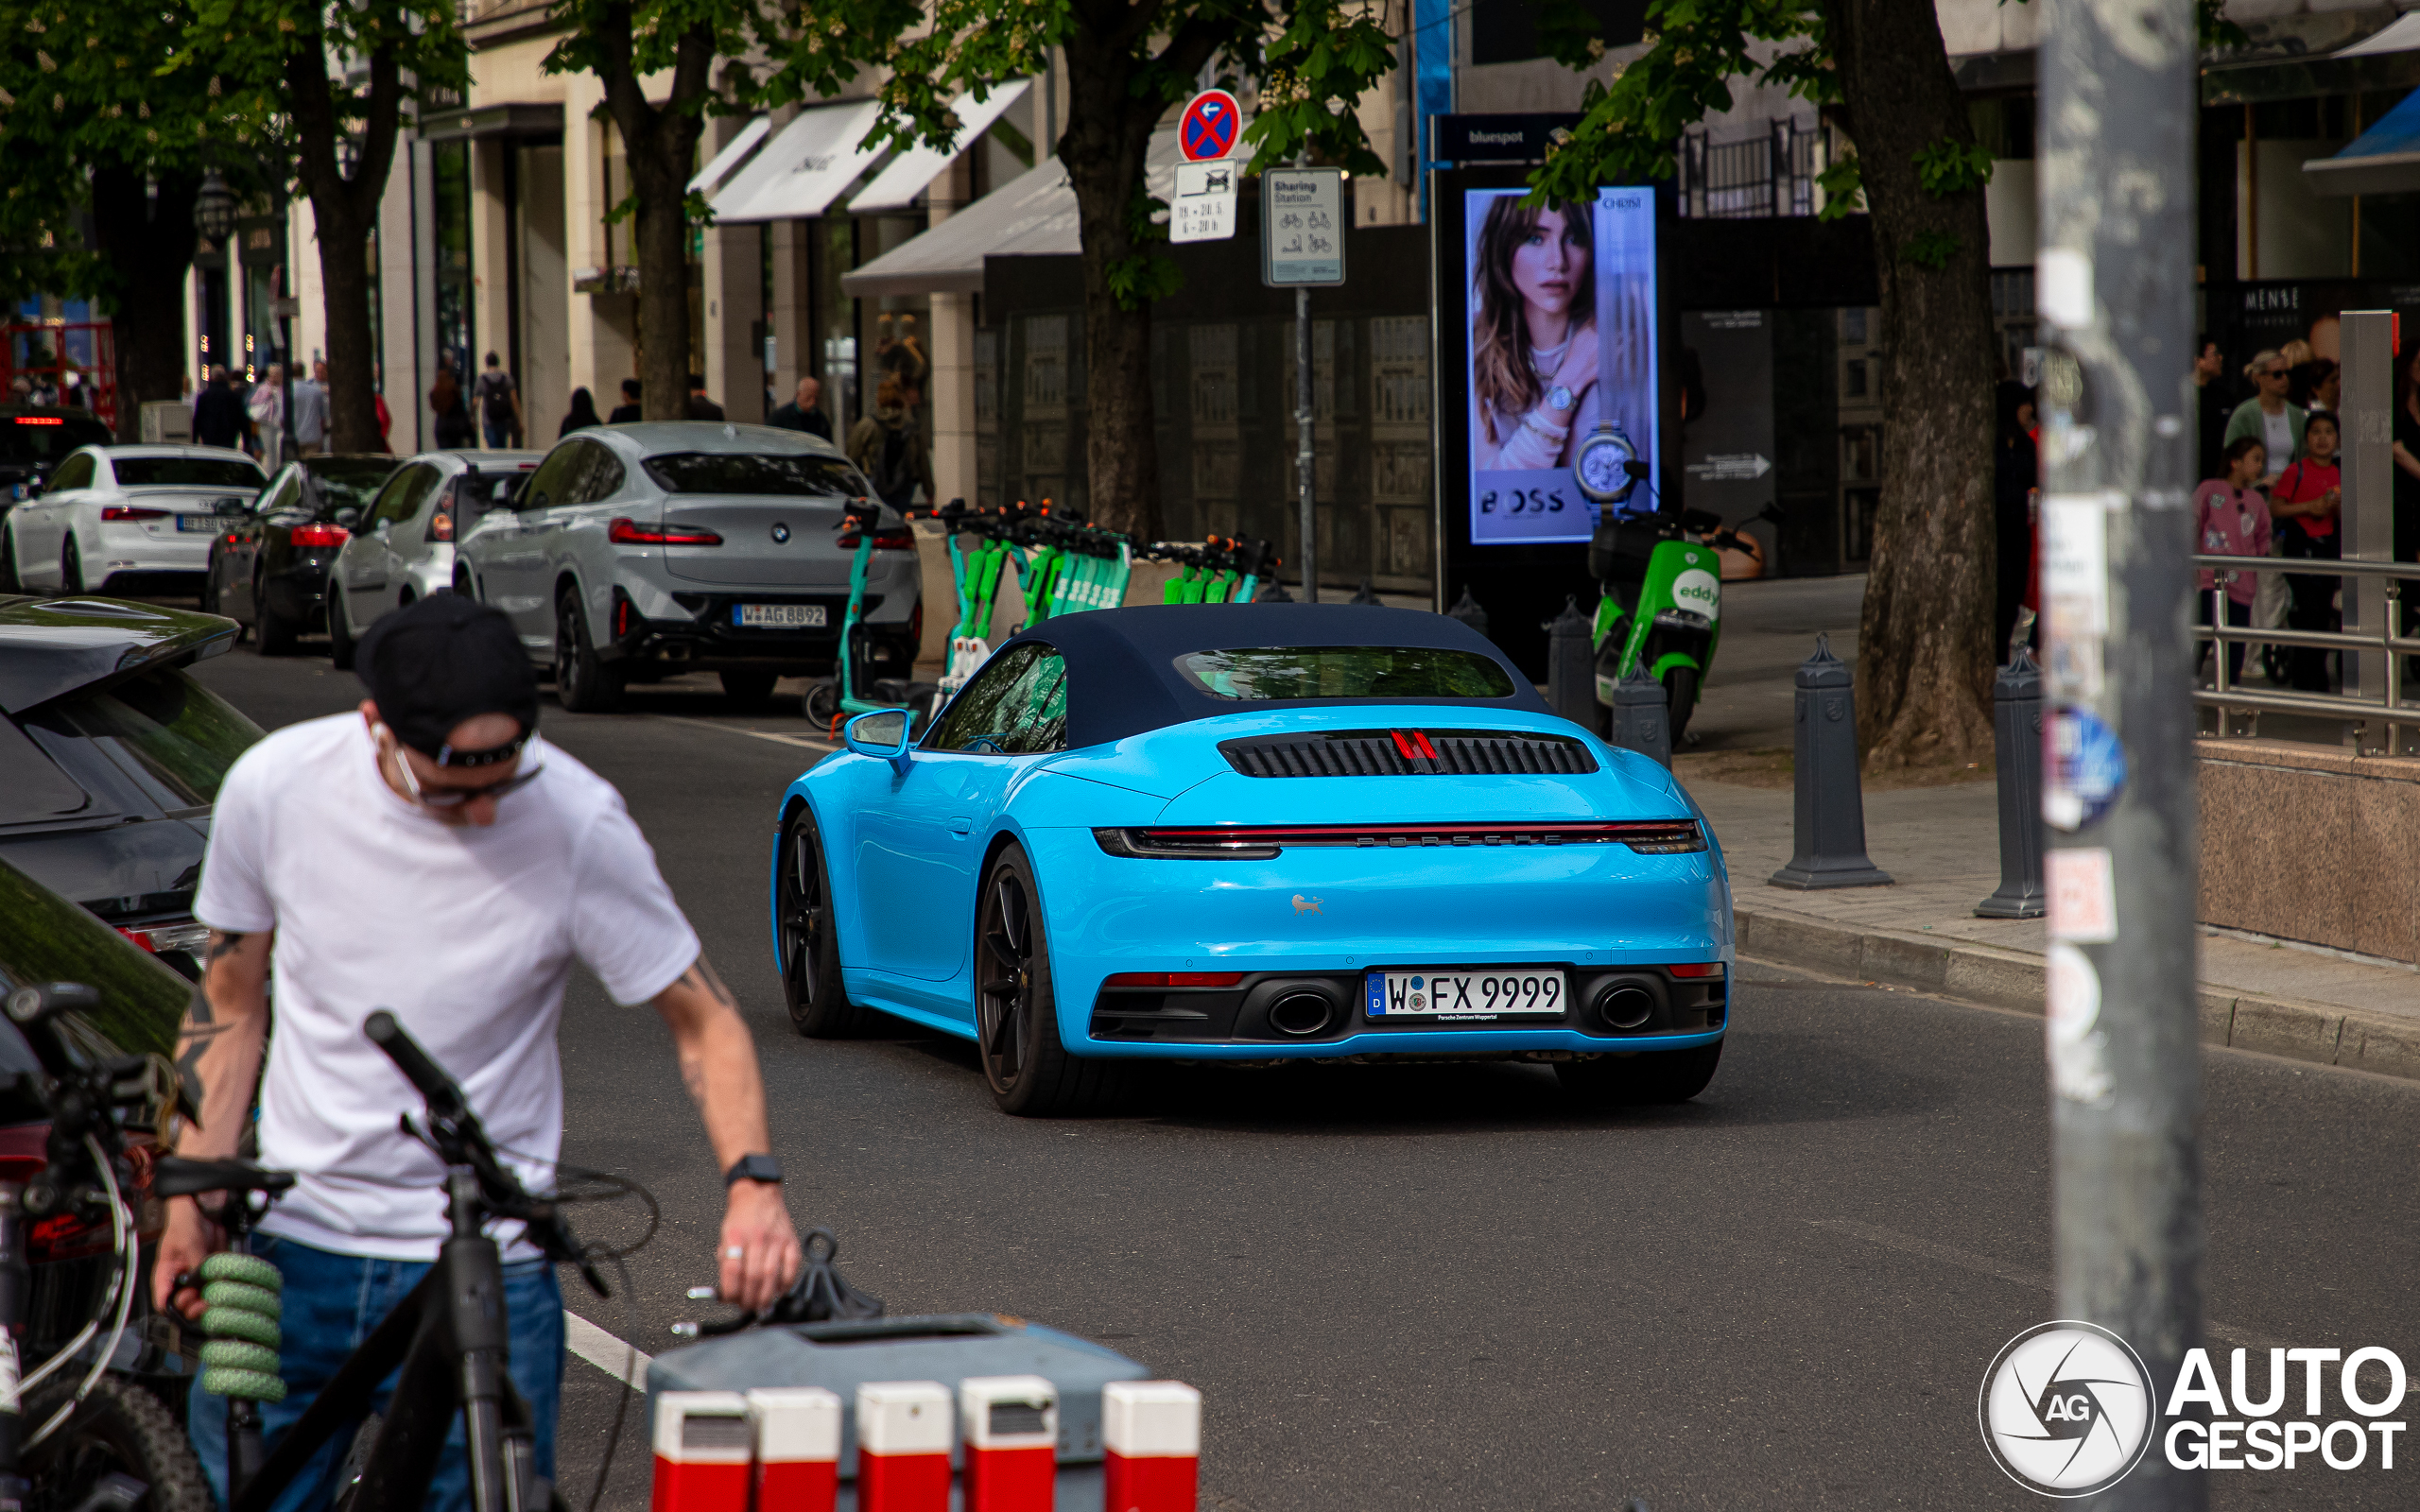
left=290, top=524, right=349, bottom=547
left=101, top=507, right=168, bottom=522
left=1101, top=971, right=1245, bottom=988
left=609, top=517, right=723, bottom=546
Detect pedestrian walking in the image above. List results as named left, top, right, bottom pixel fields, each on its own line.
left=193, top=367, right=247, bottom=451
left=608, top=378, right=642, bottom=424
left=431, top=362, right=473, bottom=450
left=768, top=375, right=833, bottom=441
left=292, top=361, right=331, bottom=457
left=847, top=376, right=930, bottom=510
left=475, top=352, right=524, bottom=449
left=2197, top=437, right=2273, bottom=683
left=559, top=387, right=601, bottom=438
left=248, top=366, right=287, bottom=471
left=685, top=374, right=725, bottom=421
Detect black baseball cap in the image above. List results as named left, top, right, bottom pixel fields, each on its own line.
left=356, top=594, right=540, bottom=765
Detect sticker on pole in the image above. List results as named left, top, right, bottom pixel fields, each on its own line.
left=1171, top=161, right=1238, bottom=244
left=2044, top=703, right=2126, bottom=831
left=1180, top=90, right=1242, bottom=163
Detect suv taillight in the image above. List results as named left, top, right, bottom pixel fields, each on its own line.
left=610, top=517, right=722, bottom=546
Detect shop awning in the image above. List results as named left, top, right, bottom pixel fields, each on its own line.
left=846, top=79, right=1033, bottom=214
left=419, top=102, right=563, bottom=144
left=840, top=125, right=1183, bottom=298
left=689, top=114, right=772, bottom=195
left=2305, top=86, right=2420, bottom=197
left=708, top=99, right=885, bottom=223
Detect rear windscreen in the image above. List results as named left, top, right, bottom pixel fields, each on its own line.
left=40, top=668, right=263, bottom=810
left=305, top=460, right=398, bottom=516
left=641, top=452, right=862, bottom=497
left=1178, top=646, right=1518, bottom=701
left=112, top=457, right=265, bottom=490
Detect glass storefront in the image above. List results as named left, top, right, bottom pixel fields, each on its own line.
left=433, top=141, right=475, bottom=382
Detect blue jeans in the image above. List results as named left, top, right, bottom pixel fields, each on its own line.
left=189, top=1234, right=564, bottom=1512
left=482, top=420, right=511, bottom=450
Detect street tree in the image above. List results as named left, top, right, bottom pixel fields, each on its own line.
left=0, top=0, right=263, bottom=437
left=1530, top=0, right=2000, bottom=770
left=183, top=0, right=469, bottom=452
left=775, top=0, right=1395, bottom=538
left=544, top=0, right=766, bottom=422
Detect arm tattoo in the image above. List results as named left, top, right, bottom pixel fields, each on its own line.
left=203, top=931, right=247, bottom=967
left=675, top=959, right=740, bottom=1012
left=173, top=982, right=226, bottom=1126
left=681, top=1054, right=708, bottom=1112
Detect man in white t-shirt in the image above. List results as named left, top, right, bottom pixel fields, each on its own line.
left=159, top=593, right=803, bottom=1512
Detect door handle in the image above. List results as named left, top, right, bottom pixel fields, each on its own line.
left=948, top=815, right=974, bottom=835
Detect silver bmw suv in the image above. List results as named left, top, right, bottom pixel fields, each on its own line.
left=452, top=422, right=921, bottom=711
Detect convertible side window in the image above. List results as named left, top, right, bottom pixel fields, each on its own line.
left=925, top=644, right=1066, bottom=754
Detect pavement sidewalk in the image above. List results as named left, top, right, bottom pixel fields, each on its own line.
left=1691, top=774, right=2420, bottom=1083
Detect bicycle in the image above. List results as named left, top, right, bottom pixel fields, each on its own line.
left=165, top=1012, right=631, bottom=1512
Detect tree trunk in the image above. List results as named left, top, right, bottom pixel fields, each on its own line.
left=88, top=167, right=199, bottom=441
left=1825, top=0, right=2000, bottom=771
left=288, top=44, right=405, bottom=454
left=595, top=11, right=710, bottom=423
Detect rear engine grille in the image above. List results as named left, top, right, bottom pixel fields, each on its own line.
left=1220, top=729, right=1596, bottom=778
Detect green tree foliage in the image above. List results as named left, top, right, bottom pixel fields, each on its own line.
left=178, top=0, right=469, bottom=451
left=0, top=0, right=264, bottom=433
left=771, top=0, right=1395, bottom=536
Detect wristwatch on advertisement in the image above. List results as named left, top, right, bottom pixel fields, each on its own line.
left=723, top=1153, right=783, bottom=1186
left=1547, top=385, right=1575, bottom=413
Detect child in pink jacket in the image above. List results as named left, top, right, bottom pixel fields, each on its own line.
left=2196, top=435, right=2273, bottom=680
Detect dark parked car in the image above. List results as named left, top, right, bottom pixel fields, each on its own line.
left=202, top=454, right=399, bottom=655
left=0, top=594, right=259, bottom=977
left=0, top=406, right=115, bottom=503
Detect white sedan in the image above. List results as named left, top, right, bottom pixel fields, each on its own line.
left=2, top=445, right=266, bottom=595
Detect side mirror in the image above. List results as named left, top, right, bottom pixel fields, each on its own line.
left=373, top=518, right=393, bottom=540
left=334, top=507, right=362, bottom=528
left=843, top=708, right=913, bottom=774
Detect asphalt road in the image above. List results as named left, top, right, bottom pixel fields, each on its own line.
left=179, top=623, right=2420, bottom=1511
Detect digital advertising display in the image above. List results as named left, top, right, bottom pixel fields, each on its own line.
left=1462, top=185, right=1659, bottom=545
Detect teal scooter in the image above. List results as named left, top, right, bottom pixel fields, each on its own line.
left=803, top=496, right=941, bottom=733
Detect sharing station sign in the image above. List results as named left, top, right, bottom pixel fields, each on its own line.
left=1172, top=89, right=1240, bottom=245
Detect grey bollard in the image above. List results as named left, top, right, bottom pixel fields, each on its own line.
left=1445, top=585, right=1490, bottom=640
left=1543, top=595, right=1597, bottom=729
left=1768, top=631, right=1893, bottom=889
left=1607, top=664, right=1672, bottom=768
left=1975, top=645, right=2047, bottom=919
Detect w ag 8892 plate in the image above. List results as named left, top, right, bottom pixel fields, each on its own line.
left=1364, top=969, right=1564, bottom=1021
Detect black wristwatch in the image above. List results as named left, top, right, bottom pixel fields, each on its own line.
left=723, top=1153, right=783, bottom=1186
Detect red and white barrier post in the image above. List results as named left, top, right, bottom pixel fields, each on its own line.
left=856, top=1381, right=953, bottom=1512
left=649, top=1390, right=754, bottom=1512
left=747, top=1386, right=840, bottom=1512
left=1102, top=1382, right=1201, bottom=1512
left=959, top=1375, right=1058, bottom=1512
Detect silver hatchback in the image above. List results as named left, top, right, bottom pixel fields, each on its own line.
left=451, top=422, right=920, bottom=710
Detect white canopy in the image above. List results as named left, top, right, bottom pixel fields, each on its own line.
left=708, top=100, right=886, bottom=223
left=847, top=79, right=1033, bottom=214
left=688, top=115, right=772, bottom=195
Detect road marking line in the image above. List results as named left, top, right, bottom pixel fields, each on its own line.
left=564, top=1309, right=651, bottom=1387
left=650, top=714, right=837, bottom=753
left=1807, top=1218, right=2284, bottom=1349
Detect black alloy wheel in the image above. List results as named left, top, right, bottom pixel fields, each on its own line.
left=327, top=582, right=358, bottom=670
left=0, top=524, right=21, bottom=593
left=974, top=847, right=1123, bottom=1116
left=554, top=585, right=623, bottom=713
left=60, top=536, right=84, bottom=594
left=199, top=552, right=221, bottom=615
left=23, top=1375, right=213, bottom=1512
left=1555, top=1040, right=1722, bottom=1108
left=254, top=567, right=298, bottom=656
left=780, top=805, right=864, bottom=1038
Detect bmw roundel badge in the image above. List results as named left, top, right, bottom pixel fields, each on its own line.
left=770, top=522, right=790, bottom=543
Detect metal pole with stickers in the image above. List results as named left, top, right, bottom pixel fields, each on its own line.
left=2037, top=0, right=2204, bottom=1496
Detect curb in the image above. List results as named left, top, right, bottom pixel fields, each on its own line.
left=1735, top=903, right=2420, bottom=1085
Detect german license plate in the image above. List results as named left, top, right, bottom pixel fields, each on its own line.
left=178, top=515, right=241, bottom=533
left=734, top=603, right=825, bottom=628
left=1365, top=969, right=1565, bottom=1021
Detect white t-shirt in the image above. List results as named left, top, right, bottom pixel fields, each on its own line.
left=2261, top=407, right=2295, bottom=470
left=195, top=713, right=700, bottom=1260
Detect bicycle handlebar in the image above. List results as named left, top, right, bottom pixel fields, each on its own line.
left=364, top=1011, right=464, bottom=1120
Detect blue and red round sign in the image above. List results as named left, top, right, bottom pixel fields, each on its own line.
left=1180, top=90, right=1241, bottom=163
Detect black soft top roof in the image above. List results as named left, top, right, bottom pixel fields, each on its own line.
left=992, top=603, right=1551, bottom=748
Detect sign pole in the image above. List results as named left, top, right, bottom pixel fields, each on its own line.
left=2037, top=0, right=2203, bottom=1494
left=1295, top=159, right=1317, bottom=604
left=1261, top=156, right=1344, bottom=600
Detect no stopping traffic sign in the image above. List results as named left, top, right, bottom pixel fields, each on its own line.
left=1180, top=90, right=1241, bottom=163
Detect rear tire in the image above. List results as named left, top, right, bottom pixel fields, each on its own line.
left=721, top=670, right=778, bottom=706
left=1555, top=1040, right=1722, bottom=1108
left=554, top=586, right=623, bottom=713
left=60, top=536, right=85, bottom=594
left=780, top=805, right=867, bottom=1038
left=23, top=1374, right=214, bottom=1512
left=1662, top=664, right=1700, bottom=744
left=802, top=679, right=838, bottom=728
left=199, top=555, right=221, bottom=616
left=975, top=847, right=1125, bottom=1116
left=2, top=524, right=24, bottom=593
left=255, top=570, right=299, bottom=657
left=327, top=582, right=357, bottom=670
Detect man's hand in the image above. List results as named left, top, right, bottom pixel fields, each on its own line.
left=719, top=1181, right=803, bottom=1313
left=153, top=1196, right=225, bottom=1318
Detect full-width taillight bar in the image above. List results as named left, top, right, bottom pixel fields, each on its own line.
left=1094, top=820, right=1704, bottom=859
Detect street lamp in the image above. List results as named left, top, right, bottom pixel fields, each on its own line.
left=193, top=172, right=239, bottom=244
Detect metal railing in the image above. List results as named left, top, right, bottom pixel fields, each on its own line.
left=2192, top=552, right=2420, bottom=750
left=1677, top=119, right=1826, bottom=219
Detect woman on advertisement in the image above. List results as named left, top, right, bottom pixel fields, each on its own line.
left=1471, top=198, right=1600, bottom=472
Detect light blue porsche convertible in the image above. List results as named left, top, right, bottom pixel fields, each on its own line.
left=768, top=603, right=1732, bottom=1116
